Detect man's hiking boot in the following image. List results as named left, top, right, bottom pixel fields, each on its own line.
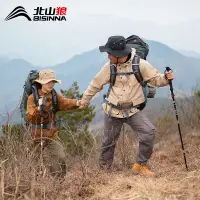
left=131, top=163, right=154, bottom=176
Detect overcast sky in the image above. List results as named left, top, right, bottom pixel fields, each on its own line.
left=1, top=0, right=199, bottom=25
left=0, top=0, right=200, bottom=65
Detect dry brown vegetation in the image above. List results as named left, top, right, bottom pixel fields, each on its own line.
left=1, top=95, right=200, bottom=200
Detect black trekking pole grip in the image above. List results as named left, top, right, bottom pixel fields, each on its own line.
left=165, top=66, right=172, bottom=72
left=40, top=96, right=47, bottom=120
left=165, top=66, right=173, bottom=88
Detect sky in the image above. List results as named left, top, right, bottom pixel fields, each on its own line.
left=0, top=0, right=200, bottom=65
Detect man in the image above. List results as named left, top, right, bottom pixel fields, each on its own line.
left=80, top=36, right=175, bottom=175
left=26, top=69, right=81, bottom=178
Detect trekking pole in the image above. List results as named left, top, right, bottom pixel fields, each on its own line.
left=39, top=96, right=46, bottom=175
left=122, top=123, right=125, bottom=167
left=165, top=67, right=188, bottom=171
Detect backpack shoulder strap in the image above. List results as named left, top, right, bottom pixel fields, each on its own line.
left=132, top=55, right=146, bottom=87
left=52, top=89, right=58, bottom=113
left=31, top=86, right=58, bottom=113
left=106, top=62, right=117, bottom=98
left=110, top=62, right=117, bottom=86
left=32, top=85, right=39, bottom=107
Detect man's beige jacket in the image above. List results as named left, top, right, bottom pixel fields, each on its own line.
left=82, top=49, right=169, bottom=118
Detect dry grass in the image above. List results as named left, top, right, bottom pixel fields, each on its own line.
left=94, top=131, right=200, bottom=200
left=1, top=95, right=200, bottom=200
left=0, top=125, right=200, bottom=200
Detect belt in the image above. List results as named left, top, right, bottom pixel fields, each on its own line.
left=104, top=99, right=139, bottom=118
left=104, top=99, right=139, bottom=110
left=116, top=102, right=134, bottom=109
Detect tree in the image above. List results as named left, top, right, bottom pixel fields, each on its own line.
left=56, top=82, right=96, bottom=155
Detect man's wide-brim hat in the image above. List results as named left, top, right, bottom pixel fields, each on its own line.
left=34, top=69, right=61, bottom=85
left=99, top=36, right=132, bottom=58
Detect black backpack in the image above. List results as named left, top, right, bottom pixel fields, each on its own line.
left=126, top=35, right=149, bottom=60
left=106, top=35, right=156, bottom=110
left=20, top=70, right=58, bottom=123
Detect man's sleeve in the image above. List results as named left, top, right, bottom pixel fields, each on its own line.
left=140, top=59, right=169, bottom=87
left=82, top=63, right=110, bottom=103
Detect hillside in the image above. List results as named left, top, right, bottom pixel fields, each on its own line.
left=1, top=54, right=200, bottom=199
left=0, top=39, right=200, bottom=121
left=1, top=114, right=200, bottom=199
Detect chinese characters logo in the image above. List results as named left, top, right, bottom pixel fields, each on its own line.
left=5, top=6, right=67, bottom=21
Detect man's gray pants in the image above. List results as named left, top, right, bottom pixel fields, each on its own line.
left=99, top=111, right=155, bottom=168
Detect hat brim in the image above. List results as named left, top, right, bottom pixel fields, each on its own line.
left=34, top=79, right=61, bottom=85
left=99, top=45, right=132, bottom=58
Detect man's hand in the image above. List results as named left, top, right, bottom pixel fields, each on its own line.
left=165, top=71, right=175, bottom=80
left=76, top=100, right=82, bottom=106
left=76, top=100, right=88, bottom=108
left=79, top=99, right=89, bottom=108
